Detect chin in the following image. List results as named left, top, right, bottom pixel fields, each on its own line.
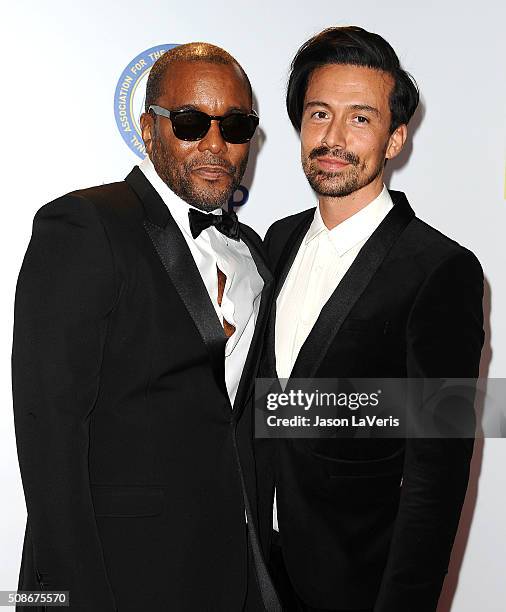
left=192, top=184, right=234, bottom=207
left=193, top=192, right=230, bottom=211
left=311, top=179, right=356, bottom=197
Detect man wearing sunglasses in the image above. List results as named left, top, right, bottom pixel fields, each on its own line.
left=12, top=43, right=280, bottom=612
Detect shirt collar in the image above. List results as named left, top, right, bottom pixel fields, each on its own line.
left=305, top=185, right=393, bottom=256
left=137, top=156, right=222, bottom=239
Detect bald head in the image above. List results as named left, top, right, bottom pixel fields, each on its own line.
left=144, top=42, right=252, bottom=112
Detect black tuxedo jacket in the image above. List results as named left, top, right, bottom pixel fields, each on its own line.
left=12, top=167, right=275, bottom=612
left=257, top=191, right=484, bottom=612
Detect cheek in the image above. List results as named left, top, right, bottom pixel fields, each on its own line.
left=300, top=126, right=321, bottom=158
left=228, top=144, right=249, bottom=168
left=158, top=132, right=197, bottom=165
left=351, top=130, right=387, bottom=159
left=350, top=127, right=375, bottom=145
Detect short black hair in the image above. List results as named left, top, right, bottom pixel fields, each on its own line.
left=286, top=26, right=419, bottom=133
left=145, top=42, right=252, bottom=112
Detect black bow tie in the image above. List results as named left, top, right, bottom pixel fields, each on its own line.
left=188, top=208, right=240, bottom=241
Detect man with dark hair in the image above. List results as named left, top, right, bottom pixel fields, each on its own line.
left=258, top=26, right=484, bottom=612
left=13, top=42, right=280, bottom=612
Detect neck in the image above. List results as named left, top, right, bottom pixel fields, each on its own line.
left=319, top=174, right=384, bottom=230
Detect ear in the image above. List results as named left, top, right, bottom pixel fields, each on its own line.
left=140, top=112, right=155, bottom=156
left=385, top=124, right=408, bottom=160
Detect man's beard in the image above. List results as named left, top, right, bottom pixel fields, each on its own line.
left=301, top=145, right=385, bottom=198
left=151, top=137, right=248, bottom=212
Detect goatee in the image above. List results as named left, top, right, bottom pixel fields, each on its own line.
left=302, top=145, right=385, bottom=198
left=151, top=138, right=248, bottom=212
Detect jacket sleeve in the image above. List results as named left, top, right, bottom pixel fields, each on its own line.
left=374, top=249, right=484, bottom=612
left=12, top=195, right=118, bottom=611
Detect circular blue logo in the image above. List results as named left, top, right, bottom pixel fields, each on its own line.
left=114, top=44, right=249, bottom=209
left=114, top=44, right=179, bottom=159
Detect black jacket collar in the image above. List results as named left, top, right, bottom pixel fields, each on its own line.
left=125, top=166, right=273, bottom=417
left=266, top=190, right=416, bottom=380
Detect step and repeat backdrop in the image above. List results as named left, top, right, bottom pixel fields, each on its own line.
left=1, top=1, right=505, bottom=610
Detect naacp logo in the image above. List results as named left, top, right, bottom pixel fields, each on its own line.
left=114, top=44, right=178, bottom=159
left=114, top=44, right=250, bottom=209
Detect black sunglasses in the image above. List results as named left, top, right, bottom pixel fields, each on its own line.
left=148, top=104, right=259, bottom=144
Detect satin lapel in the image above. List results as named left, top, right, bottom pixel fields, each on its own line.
left=232, top=225, right=274, bottom=419
left=125, top=168, right=228, bottom=398
left=290, top=192, right=415, bottom=379
left=264, top=211, right=314, bottom=379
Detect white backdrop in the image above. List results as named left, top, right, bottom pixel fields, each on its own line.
left=1, top=1, right=505, bottom=610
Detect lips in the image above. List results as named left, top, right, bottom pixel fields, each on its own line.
left=192, top=166, right=231, bottom=181
left=316, top=157, right=350, bottom=171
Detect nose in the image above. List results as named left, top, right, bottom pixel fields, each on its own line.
left=197, top=119, right=227, bottom=154
left=322, top=116, right=347, bottom=149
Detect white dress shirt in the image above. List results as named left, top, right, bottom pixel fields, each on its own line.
left=272, top=185, right=393, bottom=530
left=138, top=156, right=264, bottom=405
left=275, top=185, right=393, bottom=380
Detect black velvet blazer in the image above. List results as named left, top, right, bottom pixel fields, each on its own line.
left=256, top=190, right=484, bottom=612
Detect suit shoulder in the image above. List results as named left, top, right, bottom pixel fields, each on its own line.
left=405, top=216, right=482, bottom=274
left=34, top=180, right=140, bottom=227
left=70, top=180, right=130, bottom=203
left=35, top=180, right=124, bottom=213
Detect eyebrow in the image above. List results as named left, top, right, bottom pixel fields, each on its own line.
left=304, top=100, right=381, bottom=118
left=305, top=100, right=331, bottom=110
left=349, top=104, right=381, bottom=117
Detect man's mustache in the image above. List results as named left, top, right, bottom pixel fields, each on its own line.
left=308, top=146, right=359, bottom=166
left=186, top=156, right=236, bottom=175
